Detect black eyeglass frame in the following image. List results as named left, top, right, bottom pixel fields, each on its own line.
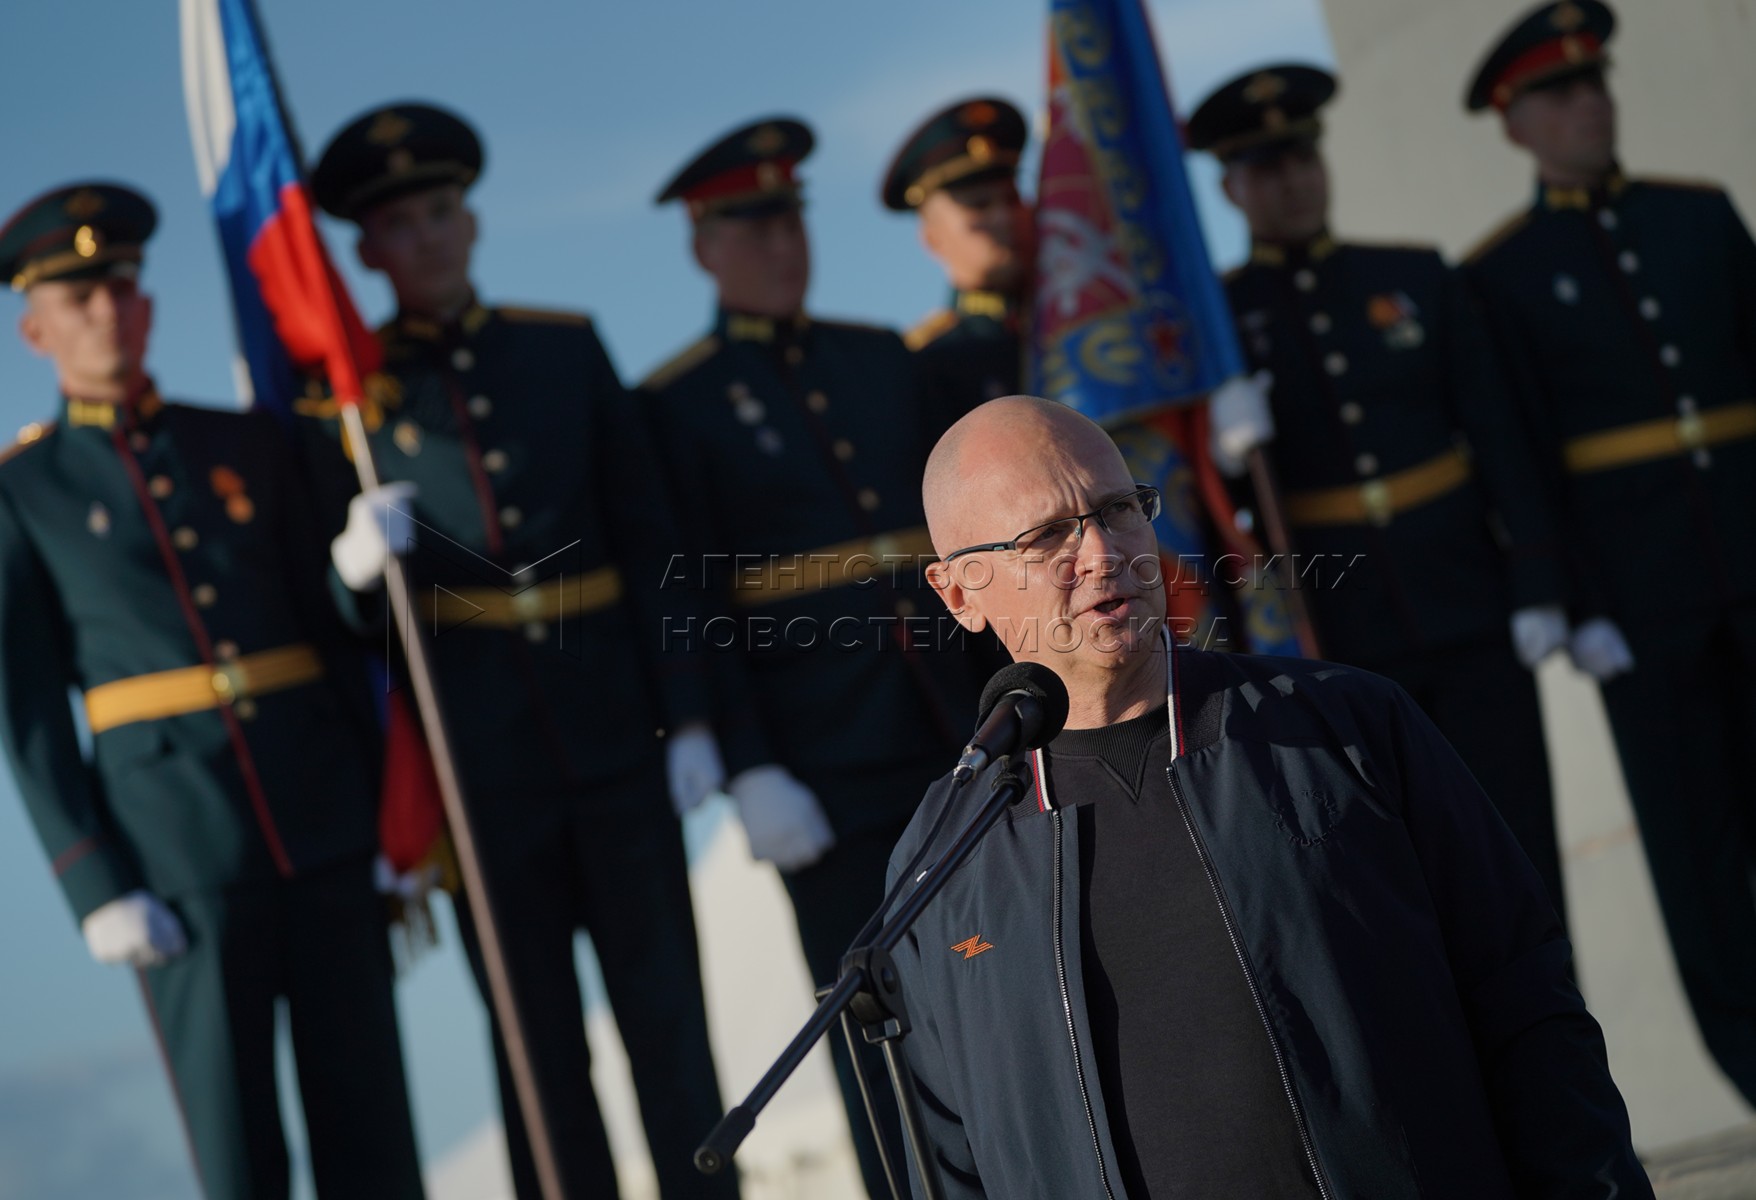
left=941, top=485, right=1162, bottom=563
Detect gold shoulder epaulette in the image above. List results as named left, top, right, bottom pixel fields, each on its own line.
left=638, top=336, right=722, bottom=391
left=1462, top=210, right=1534, bottom=266
left=1633, top=174, right=1724, bottom=196
left=904, top=309, right=958, bottom=351
left=0, top=420, right=55, bottom=466
left=495, top=304, right=592, bottom=327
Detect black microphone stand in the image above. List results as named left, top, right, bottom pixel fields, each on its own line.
left=695, top=753, right=1036, bottom=1199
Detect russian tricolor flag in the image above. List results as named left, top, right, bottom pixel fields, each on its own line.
left=180, top=0, right=379, bottom=420
left=180, top=0, right=445, bottom=882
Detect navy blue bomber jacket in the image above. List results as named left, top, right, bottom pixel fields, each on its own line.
left=888, top=646, right=1650, bottom=1199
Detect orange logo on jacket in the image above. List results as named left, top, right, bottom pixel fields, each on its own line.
left=952, top=935, right=994, bottom=960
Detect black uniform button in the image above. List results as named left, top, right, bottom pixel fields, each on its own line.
left=482, top=449, right=509, bottom=473
left=214, top=640, right=240, bottom=661
left=451, top=347, right=475, bottom=371
left=1354, top=453, right=1379, bottom=476
left=129, top=432, right=150, bottom=453
left=1338, top=401, right=1363, bottom=425
left=500, top=506, right=523, bottom=529
left=468, top=395, right=492, bottom=419
left=1618, top=250, right=1639, bottom=274
left=1309, top=312, right=1332, bottom=335
left=1597, top=208, right=1618, bottom=231
left=523, top=621, right=547, bottom=643
left=1639, top=297, right=1661, bottom=320
left=1324, top=352, right=1348, bottom=377
left=148, top=475, right=174, bottom=499
left=172, top=526, right=199, bottom=551
left=833, top=439, right=855, bottom=461
left=806, top=390, right=829, bottom=414
left=233, top=698, right=259, bottom=721
left=1659, top=344, right=1680, bottom=367
left=191, top=583, right=218, bottom=608
left=858, top=488, right=881, bottom=512
left=893, top=597, right=918, bottom=619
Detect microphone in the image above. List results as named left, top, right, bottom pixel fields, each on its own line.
left=953, top=662, right=1071, bottom=783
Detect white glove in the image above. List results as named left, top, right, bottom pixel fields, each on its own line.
left=728, top=764, right=836, bottom=873
left=665, top=721, right=726, bottom=817
left=1509, top=605, right=1570, bottom=669
left=1568, top=617, right=1636, bottom=682
left=373, top=853, right=442, bottom=902
left=82, top=890, right=188, bottom=968
left=1209, top=369, right=1276, bottom=478
left=332, top=482, right=418, bottom=592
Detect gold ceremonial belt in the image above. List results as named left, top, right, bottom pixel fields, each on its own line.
left=731, top=526, right=938, bottom=608
left=1563, top=401, right=1756, bottom=474
left=419, top=566, right=624, bottom=627
left=84, top=644, right=324, bottom=734
left=1285, top=448, right=1472, bottom=529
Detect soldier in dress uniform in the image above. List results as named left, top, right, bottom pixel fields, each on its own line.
left=1461, top=0, right=1756, bottom=1103
left=0, top=183, right=423, bottom=1198
left=881, top=97, right=1033, bottom=429
left=1186, top=66, right=1575, bottom=917
left=303, top=104, right=737, bottom=1199
left=638, top=116, right=985, bottom=1199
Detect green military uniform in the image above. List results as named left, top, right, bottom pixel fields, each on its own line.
left=0, top=184, right=421, bottom=1199
left=1462, top=0, right=1756, bottom=1103
left=1186, top=66, right=1570, bottom=916
left=882, top=97, right=1032, bottom=428
left=642, top=117, right=985, bottom=1199
left=307, top=106, right=735, bottom=1200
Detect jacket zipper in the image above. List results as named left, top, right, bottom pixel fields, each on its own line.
left=1168, top=767, right=1334, bottom=1200
left=1053, top=810, right=1118, bottom=1200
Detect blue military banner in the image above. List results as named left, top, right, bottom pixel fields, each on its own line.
left=1032, top=0, right=1299, bottom=655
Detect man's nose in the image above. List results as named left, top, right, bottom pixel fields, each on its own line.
left=1072, top=519, right=1128, bottom=577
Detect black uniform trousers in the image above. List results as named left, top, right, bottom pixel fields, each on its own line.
left=1599, top=602, right=1756, bottom=1105
left=139, top=854, right=423, bottom=1200
left=1365, top=636, right=1566, bottom=925
left=787, top=757, right=949, bottom=1200
left=451, top=761, right=736, bottom=1200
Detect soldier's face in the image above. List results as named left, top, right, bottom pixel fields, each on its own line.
left=919, top=179, right=1032, bottom=293
left=19, top=275, right=153, bottom=399
left=693, top=209, right=811, bottom=316
left=1505, top=71, right=1617, bottom=179
left=1221, top=143, right=1330, bottom=243
left=356, top=185, right=478, bottom=318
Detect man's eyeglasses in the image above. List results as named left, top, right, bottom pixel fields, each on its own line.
left=942, top=486, right=1161, bottom=562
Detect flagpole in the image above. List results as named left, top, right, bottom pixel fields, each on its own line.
left=1244, top=446, right=1323, bottom=659
left=336, top=394, right=567, bottom=1200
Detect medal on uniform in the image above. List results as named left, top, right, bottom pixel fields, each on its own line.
left=86, top=501, right=110, bottom=537
left=1368, top=291, right=1425, bottom=349
left=210, top=465, right=255, bottom=523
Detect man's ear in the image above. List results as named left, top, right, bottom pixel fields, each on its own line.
left=1219, top=164, right=1244, bottom=208
left=17, top=307, right=47, bottom=358
left=926, top=558, right=988, bottom=634
left=691, top=222, right=716, bottom=275
left=1500, top=104, right=1530, bottom=152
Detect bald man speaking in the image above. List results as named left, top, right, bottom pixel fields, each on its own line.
left=888, top=397, right=1649, bottom=1199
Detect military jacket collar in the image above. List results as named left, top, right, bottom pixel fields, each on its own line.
left=1535, top=164, right=1628, bottom=213
left=1248, top=230, right=1338, bottom=269
left=60, top=380, right=164, bottom=432
left=951, top=286, right=1024, bottom=331
left=714, top=306, right=811, bottom=347
left=384, top=296, right=491, bottom=346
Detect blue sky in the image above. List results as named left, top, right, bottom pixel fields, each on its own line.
left=0, top=1, right=1331, bottom=1194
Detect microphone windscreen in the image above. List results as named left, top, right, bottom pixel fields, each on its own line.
left=977, top=661, right=1071, bottom=745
